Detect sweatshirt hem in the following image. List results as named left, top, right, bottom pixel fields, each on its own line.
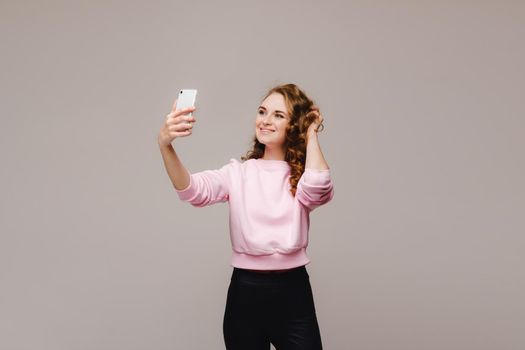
left=230, top=248, right=310, bottom=270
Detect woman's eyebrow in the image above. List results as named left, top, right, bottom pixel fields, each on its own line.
left=258, top=106, right=288, bottom=116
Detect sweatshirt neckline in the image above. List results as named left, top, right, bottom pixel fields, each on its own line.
left=254, top=158, right=290, bottom=170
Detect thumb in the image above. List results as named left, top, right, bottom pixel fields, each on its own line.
left=171, top=98, right=178, bottom=112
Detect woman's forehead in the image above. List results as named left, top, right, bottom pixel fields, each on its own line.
left=261, top=93, right=287, bottom=110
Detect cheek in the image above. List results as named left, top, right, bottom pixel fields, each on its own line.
left=279, top=127, right=288, bottom=137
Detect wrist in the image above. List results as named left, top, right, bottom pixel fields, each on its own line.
left=158, top=139, right=174, bottom=149
left=307, top=130, right=318, bottom=140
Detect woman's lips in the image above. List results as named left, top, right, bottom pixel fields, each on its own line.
left=259, top=128, right=275, bottom=133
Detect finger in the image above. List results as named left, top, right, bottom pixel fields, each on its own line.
left=169, top=122, right=193, bottom=132
left=167, top=114, right=196, bottom=125
left=187, top=115, right=196, bottom=121
left=174, top=106, right=196, bottom=117
left=309, top=113, right=320, bottom=121
left=307, top=109, right=320, bottom=117
left=166, top=107, right=195, bottom=119
left=171, top=130, right=192, bottom=138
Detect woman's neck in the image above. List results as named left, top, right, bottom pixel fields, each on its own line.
left=262, top=147, right=285, bottom=161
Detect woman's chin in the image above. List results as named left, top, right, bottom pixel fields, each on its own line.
left=257, top=138, right=269, bottom=145
left=256, top=135, right=269, bottom=144
left=256, top=135, right=283, bottom=148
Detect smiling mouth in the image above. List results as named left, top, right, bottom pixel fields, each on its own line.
left=259, top=128, right=275, bottom=132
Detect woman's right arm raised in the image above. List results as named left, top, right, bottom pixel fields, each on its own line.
left=157, top=97, right=197, bottom=191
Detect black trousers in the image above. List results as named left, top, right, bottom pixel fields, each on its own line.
left=223, top=265, right=323, bottom=350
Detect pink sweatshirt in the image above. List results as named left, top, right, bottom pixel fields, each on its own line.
left=175, top=158, right=334, bottom=270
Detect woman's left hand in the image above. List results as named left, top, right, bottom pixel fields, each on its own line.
left=306, top=106, right=324, bottom=136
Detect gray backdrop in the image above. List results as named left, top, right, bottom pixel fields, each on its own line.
left=1, top=1, right=524, bottom=349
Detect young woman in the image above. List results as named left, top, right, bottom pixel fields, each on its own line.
left=158, top=83, right=334, bottom=349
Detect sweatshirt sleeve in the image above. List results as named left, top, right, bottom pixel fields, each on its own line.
left=295, top=168, right=334, bottom=212
left=174, top=159, right=235, bottom=207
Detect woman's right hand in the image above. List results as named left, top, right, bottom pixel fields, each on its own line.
left=158, top=98, right=197, bottom=147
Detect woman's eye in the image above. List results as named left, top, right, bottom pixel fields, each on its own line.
left=258, top=110, right=264, bottom=115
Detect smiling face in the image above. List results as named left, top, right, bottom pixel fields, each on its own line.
left=255, top=92, right=290, bottom=152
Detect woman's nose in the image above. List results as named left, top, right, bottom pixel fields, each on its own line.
left=262, top=114, right=272, bottom=124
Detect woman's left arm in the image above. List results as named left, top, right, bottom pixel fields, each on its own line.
left=305, top=107, right=329, bottom=170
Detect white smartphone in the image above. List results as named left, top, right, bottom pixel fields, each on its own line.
left=176, top=89, right=197, bottom=116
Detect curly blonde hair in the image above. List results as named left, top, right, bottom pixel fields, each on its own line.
left=240, top=83, right=324, bottom=196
